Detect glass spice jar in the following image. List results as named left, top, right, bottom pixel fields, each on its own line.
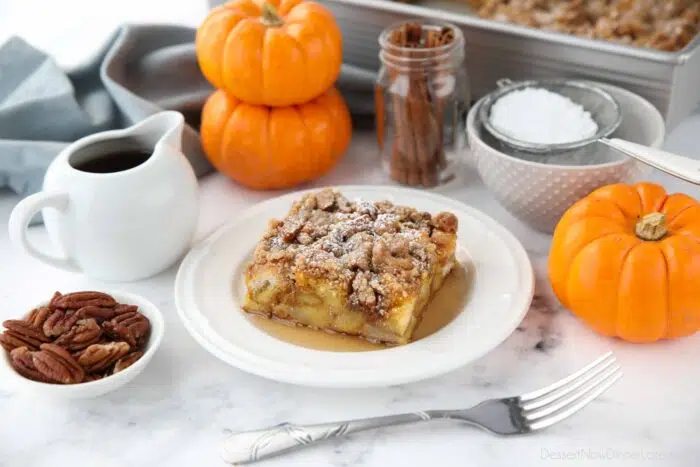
left=375, top=21, right=469, bottom=188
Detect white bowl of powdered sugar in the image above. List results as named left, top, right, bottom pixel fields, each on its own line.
left=485, top=83, right=617, bottom=150
left=466, top=79, right=665, bottom=234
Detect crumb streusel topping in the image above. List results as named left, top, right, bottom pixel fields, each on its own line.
left=250, top=189, right=458, bottom=318
left=477, top=0, right=699, bottom=52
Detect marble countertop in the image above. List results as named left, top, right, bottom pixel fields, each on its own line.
left=1, top=129, right=700, bottom=467
left=2, top=1, right=700, bottom=465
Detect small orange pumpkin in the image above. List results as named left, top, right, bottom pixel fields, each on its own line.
left=195, top=0, right=343, bottom=107
left=548, top=182, right=700, bottom=343
left=200, top=87, right=351, bottom=190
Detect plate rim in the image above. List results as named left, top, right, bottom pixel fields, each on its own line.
left=173, top=184, right=535, bottom=388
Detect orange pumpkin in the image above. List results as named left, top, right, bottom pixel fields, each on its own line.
left=548, top=182, right=700, bottom=343
left=200, top=87, right=351, bottom=190
left=195, top=0, right=343, bottom=107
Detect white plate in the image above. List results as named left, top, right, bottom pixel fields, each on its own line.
left=174, top=186, right=534, bottom=388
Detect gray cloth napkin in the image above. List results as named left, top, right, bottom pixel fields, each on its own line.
left=0, top=24, right=377, bottom=204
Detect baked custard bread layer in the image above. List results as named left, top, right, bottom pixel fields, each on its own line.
left=242, top=188, right=459, bottom=345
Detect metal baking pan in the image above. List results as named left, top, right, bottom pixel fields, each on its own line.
left=317, top=0, right=700, bottom=130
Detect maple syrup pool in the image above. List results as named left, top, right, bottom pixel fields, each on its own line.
left=242, top=261, right=473, bottom=352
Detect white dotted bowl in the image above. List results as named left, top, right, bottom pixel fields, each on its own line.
left=466, top=81, right=666, bottom=234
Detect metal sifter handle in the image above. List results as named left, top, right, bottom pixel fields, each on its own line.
left=601, top=137, right=700, bottom=185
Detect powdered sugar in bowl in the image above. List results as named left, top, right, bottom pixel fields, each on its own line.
left=488, top=86, right=599, bottom=145
left=479, top=79, right=622, bottom=165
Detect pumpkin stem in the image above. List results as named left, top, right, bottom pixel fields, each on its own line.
left=260, top=2, right=283, bottom=27
left=635, top=212, right=668, bottom=241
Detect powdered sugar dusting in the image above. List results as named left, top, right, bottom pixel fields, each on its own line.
left=249, top=189, right=458, bottom=318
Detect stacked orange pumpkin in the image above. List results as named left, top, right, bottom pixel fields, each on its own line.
left=195, top=0, right=352, bottom=189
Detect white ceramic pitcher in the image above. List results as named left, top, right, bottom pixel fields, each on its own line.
left=8, top=111, right=199, bottom=282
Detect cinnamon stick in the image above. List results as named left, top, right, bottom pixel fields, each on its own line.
left=433, top=26, right=455, bottom=170
left=379, top=23, right=454, bottom=188
left=388, top=27, right=415, bottom=185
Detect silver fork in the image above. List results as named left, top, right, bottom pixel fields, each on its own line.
left=221, top=352, right=622, bottom=464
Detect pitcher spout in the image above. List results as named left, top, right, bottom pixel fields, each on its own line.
left=128, top=111, right=185, bottom=153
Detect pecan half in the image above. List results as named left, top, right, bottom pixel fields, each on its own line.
left=1, top=332, right=39, bottom=352
left=48, top=291, right=63, bottom=309
left=9, top=347, right=52, bottom=383
left=54, top=319, right=103, bottom=351
left=24, top=306, right=52, bottom=328
left=113, top=351, right=144, bottom=373
left=77, top=305, right=116, bottom=322
left=32, top=343, right=85, bottom=384
left=43, top=309, right=81, bottom=337
left=113, top=304, right=139, bottom=315
left=104, top=312, right=150, bottom=348
left=52, top=291, right=117, bottom=310
left=77, top=342, right=130, bottom=374
left=1, top=320, right=51, bottom=350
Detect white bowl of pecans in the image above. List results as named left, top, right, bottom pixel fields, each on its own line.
left=0, top=290, right=164, bottom=399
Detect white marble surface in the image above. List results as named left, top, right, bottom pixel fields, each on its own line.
left=1, top=130, right=700, bottom=467
left=2, top=1, right=700, bottom=466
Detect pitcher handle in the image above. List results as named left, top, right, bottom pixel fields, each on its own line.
left=8, top=192, right=81, bottom=273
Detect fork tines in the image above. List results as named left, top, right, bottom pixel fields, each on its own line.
left=518, top=351, right=622, bottom=431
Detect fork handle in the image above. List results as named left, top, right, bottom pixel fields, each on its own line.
left=220, top=412, right=438, bottom=464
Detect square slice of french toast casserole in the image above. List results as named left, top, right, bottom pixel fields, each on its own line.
left=243, top=188, right=459, bottom=345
